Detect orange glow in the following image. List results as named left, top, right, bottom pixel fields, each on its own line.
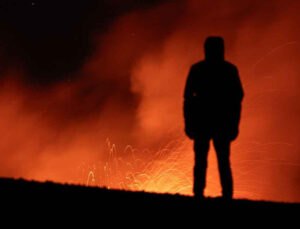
left=0, top=0, right=300, bottom=202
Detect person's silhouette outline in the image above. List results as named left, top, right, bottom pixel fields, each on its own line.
left=184, top=36, right=244, bottom=199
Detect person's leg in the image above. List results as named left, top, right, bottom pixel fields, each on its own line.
left=213, top=138, right=233, bottom=199
left=193, top=138, right=210, bottom=198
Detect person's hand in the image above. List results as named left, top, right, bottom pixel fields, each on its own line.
left=229, top=128, right=239, bottom=141
left=185, top=128, right=196, bottom=139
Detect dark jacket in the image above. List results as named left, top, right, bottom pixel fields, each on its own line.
left=184, top=60, right=244, bottom=140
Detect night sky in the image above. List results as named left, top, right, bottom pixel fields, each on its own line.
left=0, top=0, right=166, bottom=84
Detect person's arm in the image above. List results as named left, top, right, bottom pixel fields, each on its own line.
left=230, top=66, right=244, bottom=141
left=183, top=66, right=196, bottom=139
left=184, top=67, right=195, bottom=100
left=233, top=67, right=244, bottom=103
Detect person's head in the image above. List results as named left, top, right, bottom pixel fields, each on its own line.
left=204, top=36, right=224, bottom=61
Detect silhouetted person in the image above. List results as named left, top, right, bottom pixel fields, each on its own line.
left=184, top=37, right=244, bottom=199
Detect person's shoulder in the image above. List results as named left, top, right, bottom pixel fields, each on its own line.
left=190, top=61, right=206, bottom=70
left=224, top=61, right=238, bottom=71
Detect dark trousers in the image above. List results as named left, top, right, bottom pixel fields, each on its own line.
left=193, top=137, right=233, bottom=198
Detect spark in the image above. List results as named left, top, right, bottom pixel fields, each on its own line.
left=77, top=138, right=297, bottom=201
left=251, top=41, right=297, bottom=73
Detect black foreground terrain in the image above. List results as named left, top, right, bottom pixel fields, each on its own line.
left=0, top=177, right=299, bottom=223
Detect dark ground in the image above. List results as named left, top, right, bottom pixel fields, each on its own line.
left=0, top=177, right=299, bottom=224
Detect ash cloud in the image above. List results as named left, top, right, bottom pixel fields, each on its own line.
left=0, top=0, right=173, bottom=182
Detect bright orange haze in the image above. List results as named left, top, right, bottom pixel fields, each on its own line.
left=0, top=0, right=300, bottom=202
